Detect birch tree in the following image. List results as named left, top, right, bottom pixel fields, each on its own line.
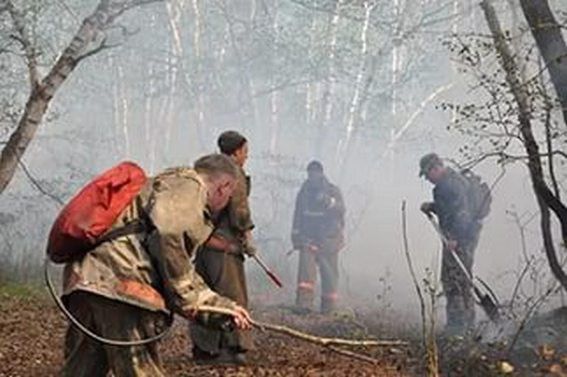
left=519, top=0, right=567, bottom=129
left=0, top=0, right=161, bottom=195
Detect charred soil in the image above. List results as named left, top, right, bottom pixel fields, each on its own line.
left=0, top=288, right=411, bottom=377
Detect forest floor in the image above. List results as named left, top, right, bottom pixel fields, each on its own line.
left=2, top=283, right=567, bottom=376
left=0, top=284, right=414, bottom=377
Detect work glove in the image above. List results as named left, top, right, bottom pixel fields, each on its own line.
left=316, top=192, right=336, bottom=209
left=446, top=239, right=458, bottom=252
left=243, top=240, right=257, bottom=257
left=242, top=231, right=257, bottom=257
left=193, top=304, right=252, bottom=331
left=420, top=202, right=435, bottom=216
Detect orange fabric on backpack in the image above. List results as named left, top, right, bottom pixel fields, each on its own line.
left=47, top=162, right=147, bottom=264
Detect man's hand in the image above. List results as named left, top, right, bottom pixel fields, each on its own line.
left=420, top=202, right=434, bottom=216
left=306, top=243, right=319, bottom=253
left=446, top=239, right=458, bottom=252
left=231, top=305, right=252, bottom=330
left=242, top=231, right=257, bottom=257
left=317, top=193, right=336, bottom=209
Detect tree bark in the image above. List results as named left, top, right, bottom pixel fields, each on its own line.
left=519, top=0, right=567, bottom=128
left=0, top=0, right=160, bottom=194
left=481, top=0, right=567, bottom=292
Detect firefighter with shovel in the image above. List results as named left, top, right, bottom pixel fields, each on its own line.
left=419, top=153, right=497, bottom=335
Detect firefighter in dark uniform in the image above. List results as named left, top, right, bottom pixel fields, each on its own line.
left=291, top=160, right=345, bottom=314
left=420, top=153, right=482, bottom=334
left=190, top=131, right=256, bottom=365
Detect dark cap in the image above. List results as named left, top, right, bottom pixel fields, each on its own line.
left=307, top=160, right=324, bottom=173
left=217, top=130, right=247, bottom=155
left=419, top=153, right=442, bottom=177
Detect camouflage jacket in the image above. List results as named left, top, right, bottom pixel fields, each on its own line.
left=62, top=167, right=235, bottom=316
left=291, top=177, right=345, bottom=250
left=432, top=167, right=478, bottom=243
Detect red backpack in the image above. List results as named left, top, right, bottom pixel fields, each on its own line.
left=47, top=162, right=148, bottom=264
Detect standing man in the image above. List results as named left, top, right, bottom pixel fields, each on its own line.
left=419, top=153, right=483, bottom=335
left=60, top=154, right=252, bottom=377
left=190, top=130, right=255, bottom=365
left=291, top=160, right=345, bottom=314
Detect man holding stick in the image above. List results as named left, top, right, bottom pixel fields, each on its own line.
left=60, top=154, right=251, bottom=376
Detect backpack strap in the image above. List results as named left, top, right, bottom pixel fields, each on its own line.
left=95, top=194, right=156, bottom=247
left=95, top=219, right=147, bottom=246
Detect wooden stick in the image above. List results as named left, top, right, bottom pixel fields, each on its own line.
left=196, top=305, right=407, bottom=347
left=326, top=345, right=380, bottom=365
left=195, top=305, right=408, bottom=365
left=252, top=320, right=408, bottom=347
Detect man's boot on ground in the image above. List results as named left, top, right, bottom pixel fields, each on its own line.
left=321, top=292, right=338, bottom=314
left=294, top=283, right=315, bottom=314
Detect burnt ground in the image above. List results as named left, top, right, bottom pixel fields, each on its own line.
left=3, top=284, right=567, bottom=376
left=0, top=285, right=413, bottom=377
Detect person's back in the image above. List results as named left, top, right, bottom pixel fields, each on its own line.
left=432, top=167, right=478, bottom=244
left=63, top=167, right=223, bottom=312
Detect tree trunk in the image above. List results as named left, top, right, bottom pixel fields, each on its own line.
left=519, top=0, right=567, bottom=128
left=338, top=1, right=373, bottom=166
left=0, top=0, right=161, bottom=195
left=391, top=0, right=402, bottom=117
left=481, top=0, right=567, bottom=292
left=269, top=0, right=280, bottom=155
left=314, top=0, right=344, bottom=158
left=117, top=64, right=130, bottom=158
left=191, top=0, right=207, bottom=151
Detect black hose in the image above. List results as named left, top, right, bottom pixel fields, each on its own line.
left=44, top=257, right=174, bottom=347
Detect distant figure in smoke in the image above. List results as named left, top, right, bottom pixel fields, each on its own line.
left=419, top=153, right=486, bottom=335
left=291, top=160, right=345, bottom=314
left=189, top=131, right=256, bottom=365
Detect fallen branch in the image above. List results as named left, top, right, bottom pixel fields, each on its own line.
left=327, top=345, right=381, bottom=365
left=252, top=319, right=407, bottom=348
left=196, top=305, right=408, bottom=365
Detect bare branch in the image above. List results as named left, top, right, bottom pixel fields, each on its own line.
left=0, top=0, right=163, bottom=195
left=17, top=159, right=64, bottom=206
left=195, top=304, right=407, bottom=365
left=5, top=1, right=40, bottom=88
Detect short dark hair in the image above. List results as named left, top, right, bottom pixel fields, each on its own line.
left=217, top=131, right=247, bottom=155
left=307, top=160, right=324, bottom=173
left=194, top=153, right=238, bottom=180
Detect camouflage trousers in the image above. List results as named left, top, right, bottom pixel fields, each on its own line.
left=441, top=230, right=480, bottom=334
left=60, top=291, right=167, bottom=377
left=189, top=247, right=253, bottom=354
left=296, top=246, right=339, bottom=313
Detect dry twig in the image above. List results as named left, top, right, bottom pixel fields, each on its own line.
left=401, top=201, right=439, bottom=377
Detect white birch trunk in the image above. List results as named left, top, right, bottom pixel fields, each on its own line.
left=0, top=0, right=161, bottom=193
left=321, top=1, right=342, bottom=129
left=269, top=0, right=280, bottom=155
left=337, top=1, right=373, bottom=164
left=117, top=64, right=130, bottom=158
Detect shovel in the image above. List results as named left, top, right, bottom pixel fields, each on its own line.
left=425, top=213, right=500, bottom=322
left=252, top=254, right=284, bottom=288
